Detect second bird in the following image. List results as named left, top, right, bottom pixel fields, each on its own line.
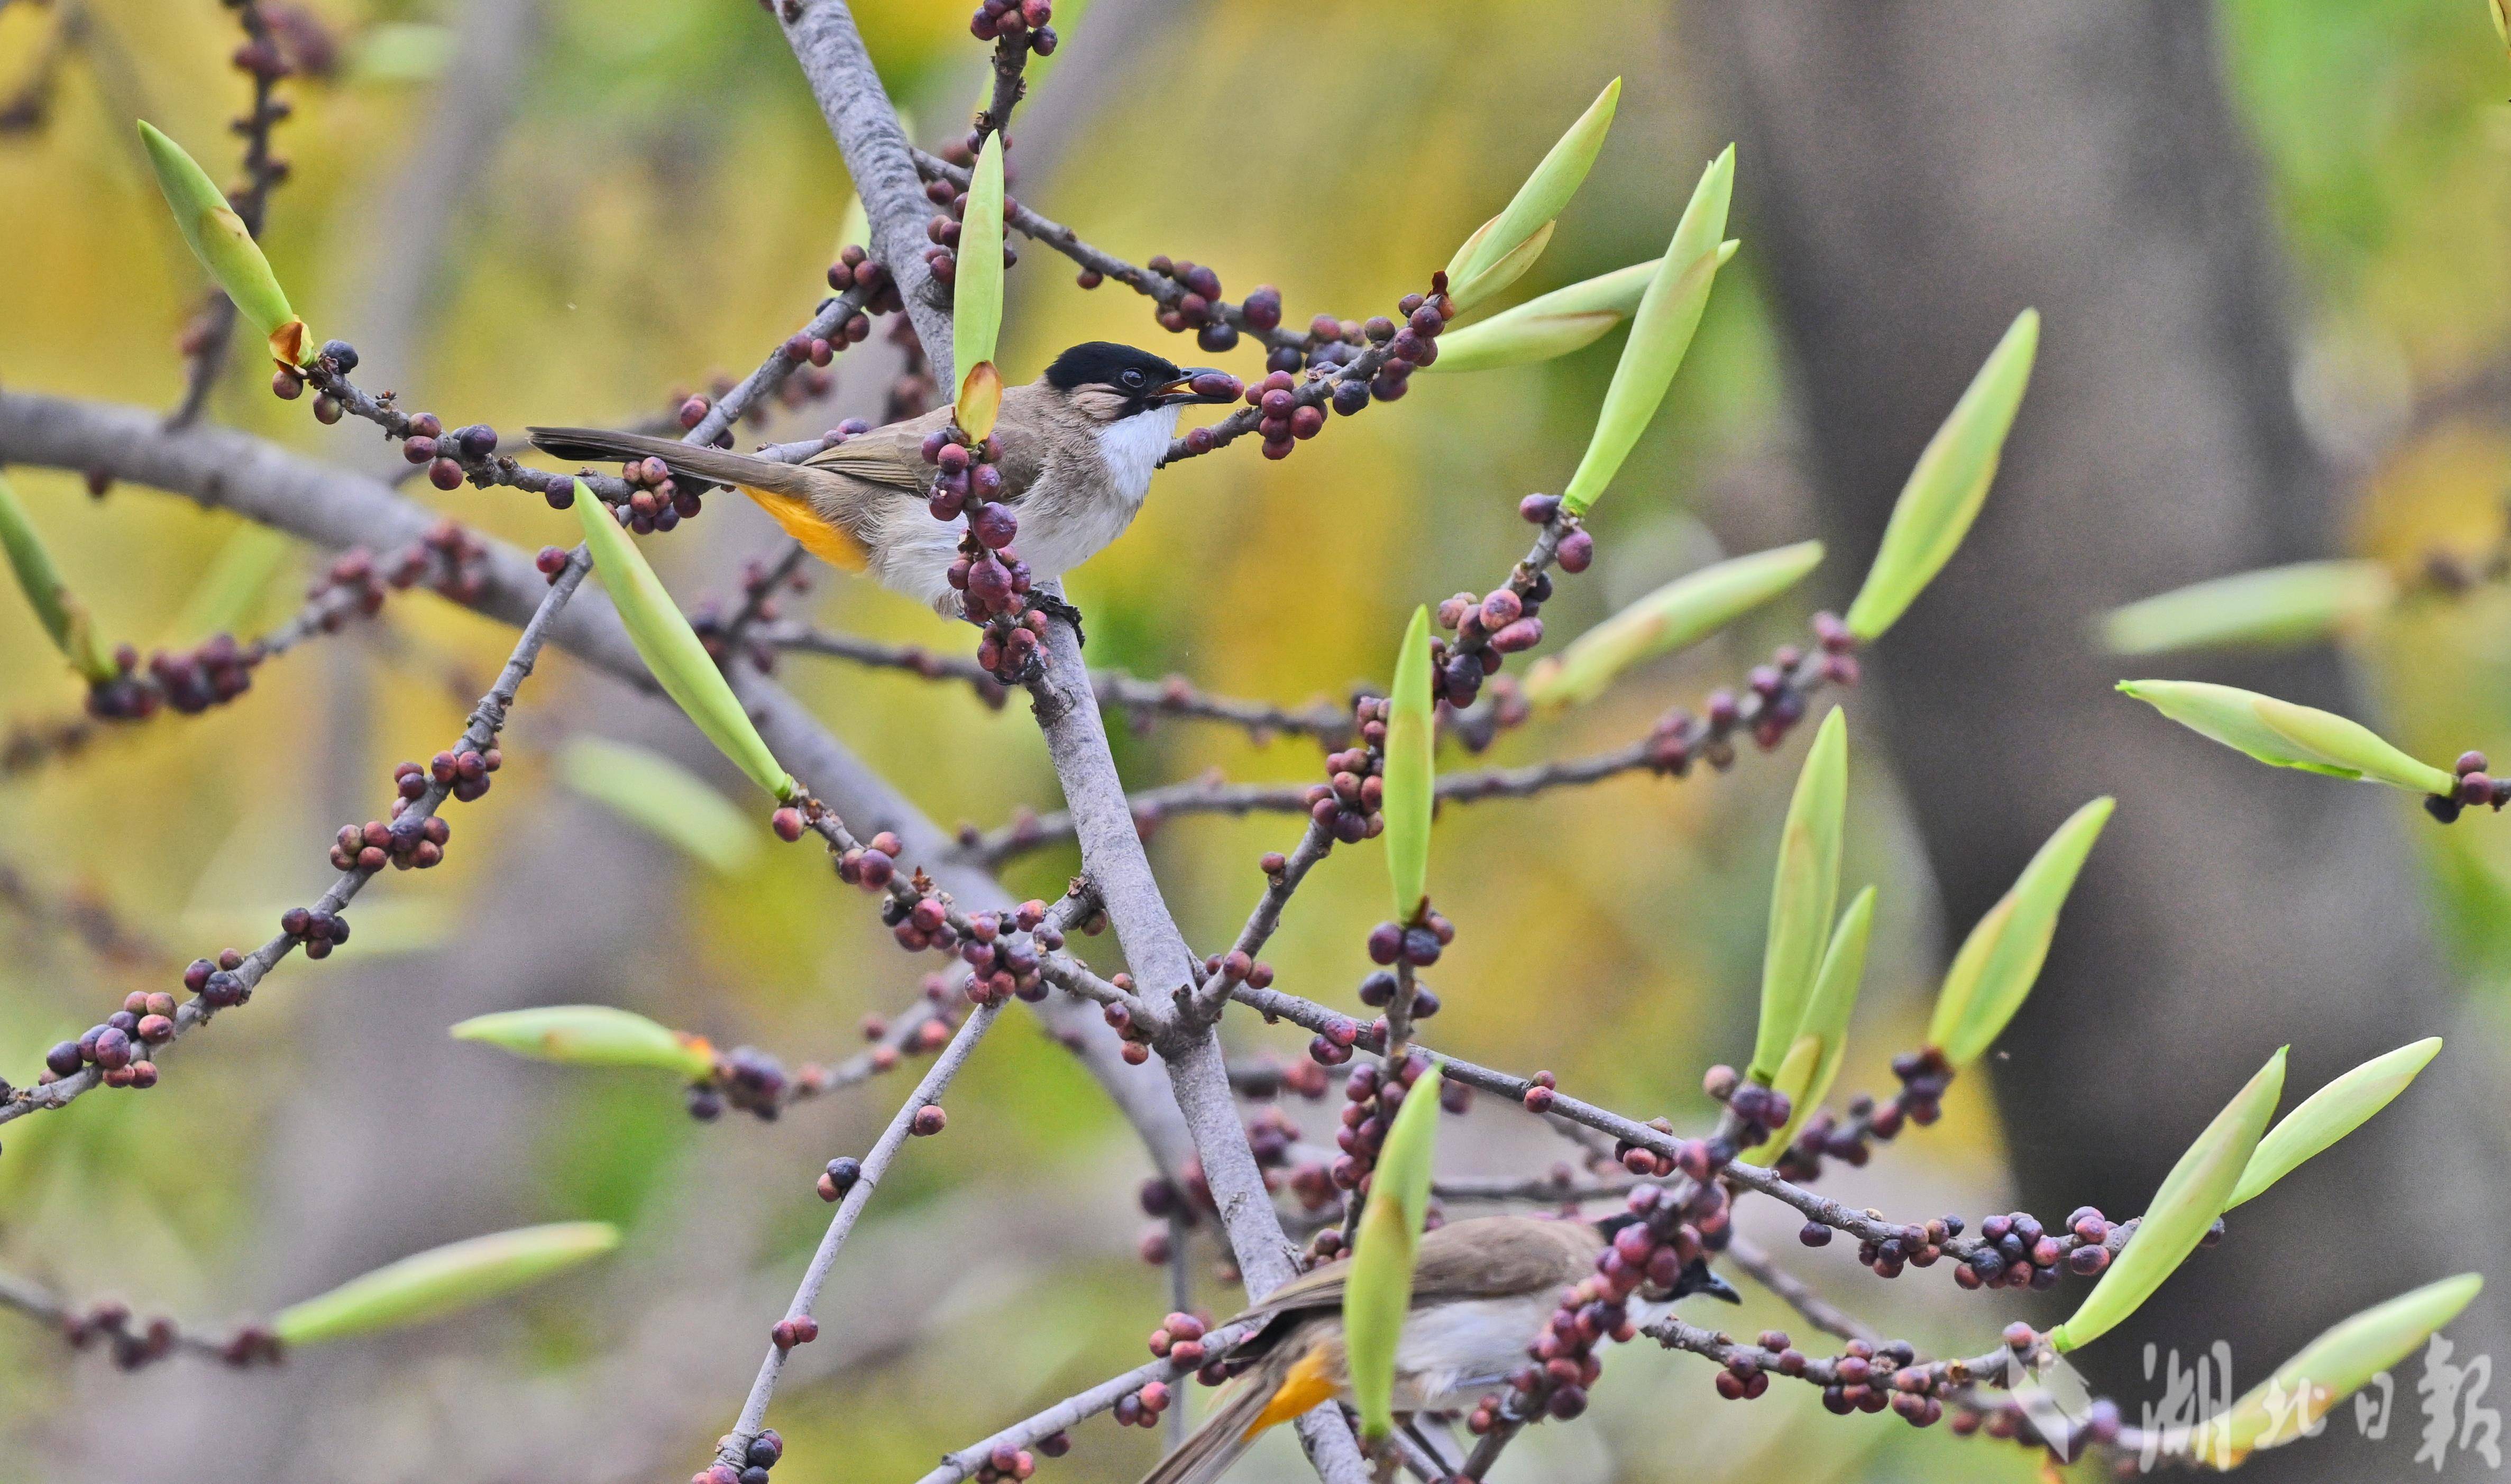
left=528, top=342, right=1233, bottom=635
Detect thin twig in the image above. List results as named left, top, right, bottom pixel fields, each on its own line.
left=913, top=147, right=1315, bottom=357
left=772, top=623, right=1349, bottom=744
left=166, top=0, right=289, bottom=430
left=0, top=389, right=1201, bottom=1179
left=1721, top=1234, right=1878, bottom=1345
left=715, top=1000, right=1005, bottom=1468
left=911, top=1320, right=1264, bottom=1484
left=2, top=550, right=589, bottom=1125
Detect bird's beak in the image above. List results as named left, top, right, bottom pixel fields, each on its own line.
left=1675, top=1258, right=1743, bottom=1306
left=1152, top=368, right=1238, bottom=407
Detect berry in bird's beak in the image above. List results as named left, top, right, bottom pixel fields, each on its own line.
left=1154, top=369, right=1242, bottom=406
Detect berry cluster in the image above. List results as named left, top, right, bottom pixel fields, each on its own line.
left=187, top=949, right=251, bottom=1010
left=919, top=426, right=1051, bottom=680
left=777, top=799, right=1084, bottom=1024
left=1363, top=910, right=1453, bottom=970
left=56, top=1301, right=244, bottom=1372
left=1774, top=1048, right=1951, bottom=1179
left=1094, top=975, right=1163, bottom=1067
left=325, top=748, right=494, bottom=877
left=1698, top=1064, right=1795, bottom=1162
left=969, top=1441, right=1046, bottom=1483
left=38, top=989, right=178, bottom=1093
left=694, top=1429, right=783, bottom=1484
left=1946, top=1207, right=2119, bottom=1290
left=1472, top=1190, right=1705, bottom=1434
left=1314, top=1049, right=1441, bottom=1257
left=967, top=0, right=1057, bottom=53
left=817, top=1155, right=863, bottom=1203
left=1626, top=618, right=1866, bottom=784
left=1354, top=968, right=1440, bottom=1023
left=1949, top=1377, right=2124, bottom=1460
left=771, top=1312, right=820, bottom=1350
left=615, top=453, right=705, bottom=535
left=1135, top=1175, right=1189, bottom=1263
left=1223, top=1051, right=1333, bottom=1103
left=83, top=637, right=253, bottom=721
left=1302, top=697, right=1390, bottom=844
left=80, top=527, right=492, bottom=723
left=2427, top=750, right=2511, bottom=822
left=1144, top=258, right=1240, bottom=354
left=688, top=1046, right=801, bottom=1122
left=277, top=903, right=353, bottom=960
left=831, top=246, right=907, bottom=322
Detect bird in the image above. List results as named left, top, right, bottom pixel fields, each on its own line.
left=1139, top=1213, right=1739, bottom=1484
left=527, top=342, right=1234, bottom=641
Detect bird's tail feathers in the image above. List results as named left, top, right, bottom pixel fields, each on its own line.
left=526, top=427, right=865, bottom=571
left=1138, top=1375, right=1280, bottom=1484
left=524, top=427, right=817, bottom=498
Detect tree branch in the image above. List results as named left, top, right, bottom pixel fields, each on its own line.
left=769, top=622, right=1350, bottom=745
left=714, top=999, right=1004, bottom=1468
left=0, top=389, right=1197, bottom=1177
left=775, top=0, right=957, bottom=382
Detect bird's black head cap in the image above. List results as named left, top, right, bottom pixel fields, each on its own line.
left=1044, top=341, right=1184, bottom=393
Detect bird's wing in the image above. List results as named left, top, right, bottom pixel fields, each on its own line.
left=799, top=399, right=1052, bottom=503
left=801, top=422, right=934, bottom=498
left=1224, top=1217, right=1598, bottom=1332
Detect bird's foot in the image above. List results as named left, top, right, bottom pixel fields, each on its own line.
left=1030, top=594, right=1086, bottom=648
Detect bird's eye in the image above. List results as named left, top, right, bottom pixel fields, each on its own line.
left=1120, top=368, right=1147, bottom=389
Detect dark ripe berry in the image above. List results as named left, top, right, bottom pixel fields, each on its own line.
left=1366, top=922, right=1404, bottom=965
left=1799, top=1222, right=1833, bottom=1248
left=1358, top=970, right=1396, bottom=1007
left=1183, top=315, right=1239, bottom=358
left=320, top=339, right=359, bottom=371
left=536, top=545, right=570, bottom=576
left=1555, top=528, right=1594, bottom=573
left=2461, top=772, right=2495, bottom=806
left=1242, top=286, right=1282, bottom=332
left=2459, top=750, right=2489, bottom=776
left=1401, top=927, right=1441, bottom=966
left=428, top=458, right=463, bottom=490
left=911, top=1105, right=948, bottom=1135
left=45, top=1040, right=82, bottom=1077
left=185, top=958, right=214, bottom=992
left=91, top=1027, right=132, bottom=1070
left=746, top=1435, right=783, bottom=1469
left=972, top=502, right=1019, bottom=549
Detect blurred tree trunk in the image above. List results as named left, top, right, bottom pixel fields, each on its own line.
left=1692, top=5, right=2510, bottom=1475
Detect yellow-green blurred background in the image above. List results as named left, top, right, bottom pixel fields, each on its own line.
left=3, top=2, right=2509, bottom=1481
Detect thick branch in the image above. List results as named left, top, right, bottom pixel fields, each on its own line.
left=0, top=390, right=1195, bottom=1174
left=776, top=0, right=957, bottom=381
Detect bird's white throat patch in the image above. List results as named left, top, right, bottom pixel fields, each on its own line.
left=1094, top=404, right=1181, bottom=508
